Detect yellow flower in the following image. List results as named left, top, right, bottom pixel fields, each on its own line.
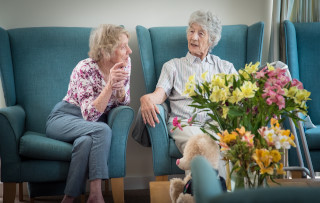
left=238, top=69, right=250, bottom=80
left=201, top=71, right=208, bottom=81
left=267, top=63, right=275, bottom=71
left=261, top=167, right=274, bottom=175
left=276, top=163, right=286, bottom=175
left=220, top=88, right=231, bottom=103
left=226, top=73, right=238, bottom=84
left=219, top=130, right=238, bottom=144
left=209, top=86, right=221, bottom=102
left=252, top=149, right=274, bottom=175
left=228, top=88, right=244, bottom=104
left=284, top=86, right=298, bottom=98
left=236, top=126, right=246, bottom=136
left=183, top=74, right=196, bottom=96
left=240, top=81, right=259, bottom=98
left=211, top=75, right=226, bottom=88
left=222, top=106, right=229, bottom=119
left=280, top=129, right=291, bottom=137
left=244, top=62, right=260, bottom=74
left=270, top=149, right=281, bottom=163
left=270, top=118, right=280, bottom=129
left=188, top=74, right=196, bottom=83
left=289, top=133, right=296, bottom=147
left=294, top=89, right=311, bottom=105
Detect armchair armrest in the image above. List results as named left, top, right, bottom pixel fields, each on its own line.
left=107, top=105, right=134, bottom=177
left=0, top=105, right=25, bottom=140
left=146, top=104, right=172, bottom=176
left=191, top=156, right=223, bottom=203
left=0, top=105, right=25, bottom=181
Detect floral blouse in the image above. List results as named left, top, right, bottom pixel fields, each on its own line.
left=63, top=58, right=131, bottom=121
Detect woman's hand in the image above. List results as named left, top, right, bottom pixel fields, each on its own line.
left=107, top=62, right=129, bottom=90
left=140, top=94, right=160, bottom=127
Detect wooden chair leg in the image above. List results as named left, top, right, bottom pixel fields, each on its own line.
left=19, top=182, right=23, bottom=201
left=30, top=198, right=35, bottom=203
left=104, top=179, right=109, bottom=197
left=111, top=177, right=124, bottom=203
left=225, top=162, right=231, bottom=191
left=3, top=182, right=16, bottom=203
left=80, top=194, right=86, bottom=203
left=155, top=175, right=168, bottom=181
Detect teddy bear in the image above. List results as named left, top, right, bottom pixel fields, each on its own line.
left=169, top=133, right=224, bottom=203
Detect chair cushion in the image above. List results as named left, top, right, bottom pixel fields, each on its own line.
left=305, top=125, right=320, bottom=150
left=169, top=138, right=183, bottom=158
left=19, top=131, right=72, bottom=161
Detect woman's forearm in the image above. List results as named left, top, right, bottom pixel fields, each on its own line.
left=93, top=84, right=113, bottom=113
left=148, top=87, right=167, bottom=104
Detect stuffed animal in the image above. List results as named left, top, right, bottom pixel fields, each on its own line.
left=169, top=133, right=224, bottom=203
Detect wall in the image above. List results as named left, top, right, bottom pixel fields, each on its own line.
left=0, top=0, right=273, bottom=189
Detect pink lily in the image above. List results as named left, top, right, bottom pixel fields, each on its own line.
left=172, top=117, right=183, bottom=131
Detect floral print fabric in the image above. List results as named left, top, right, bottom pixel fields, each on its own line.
left=64, top=58, right=131, bottom=121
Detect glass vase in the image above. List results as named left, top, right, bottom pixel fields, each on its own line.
left=244, top=172, right=267, bottom=189
left=232, top=172, right=266, bottom=190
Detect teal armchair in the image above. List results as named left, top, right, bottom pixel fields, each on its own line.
left=191, top=156, right=320, bottom=203
left=136, top=22, right=264, bottom=179
left=284, top=20, right=320, bottom=174
left=0, top=27, right=134, bottom=202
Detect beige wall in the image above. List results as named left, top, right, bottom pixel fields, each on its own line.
left=0, top=0, right=272, bottom=189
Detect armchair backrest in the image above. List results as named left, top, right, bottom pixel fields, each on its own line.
left=284, top=20, right=320, bottom=124
left=136, top=22, right=264, bottom=94
left=0, top=27, right=91, bottom=133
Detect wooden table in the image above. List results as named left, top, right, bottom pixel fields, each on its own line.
left=268, top=178, right=320, bottom=187
left=149, top=178, right=320, bottom=203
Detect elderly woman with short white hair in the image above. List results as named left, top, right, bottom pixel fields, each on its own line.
left=46, top=24, right=132, bottom=203
left=139, top=10, right=237, bottom=172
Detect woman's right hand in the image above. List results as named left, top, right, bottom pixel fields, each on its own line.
left=107, top=62, right=129, bottom=90
left=140, top=94, right=160, bottom=127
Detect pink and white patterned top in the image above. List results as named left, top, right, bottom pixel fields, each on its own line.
left=63, top=58, right=131, bottom=121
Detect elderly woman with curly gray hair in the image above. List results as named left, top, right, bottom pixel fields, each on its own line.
left=46, top=24, right=132, bottom=203
left=139, top=10, right=237, bottom=174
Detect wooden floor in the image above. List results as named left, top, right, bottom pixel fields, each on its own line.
left=1, top=179, right=320, bottom=203
left=0, top=189, right=150, bottom=203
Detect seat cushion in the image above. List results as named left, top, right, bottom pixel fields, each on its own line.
left=19, top=131, right=72, bottom=161
left=305, top=125, right=320, bottom=150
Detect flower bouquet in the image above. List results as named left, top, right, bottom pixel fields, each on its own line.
left=173, top=61, right=311, bottom=188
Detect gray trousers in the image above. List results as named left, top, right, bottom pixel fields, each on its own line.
left=46, top=101, right=112, bottom=197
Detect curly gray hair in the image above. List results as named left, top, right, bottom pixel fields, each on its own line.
left=187, top=10, right=222, bottom=52
left=88, top=24, right=129, bottom=62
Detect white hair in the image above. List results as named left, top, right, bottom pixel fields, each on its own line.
left=187, top=10, right=222, bottom=52
left=88, top=24, right=129, bottom=62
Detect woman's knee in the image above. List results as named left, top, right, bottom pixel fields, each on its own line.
left=73, top=136, right=93, bottom=152
left=96, top=122, right=112, bottom=134
left=94, top=122, right=112, bottom=141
